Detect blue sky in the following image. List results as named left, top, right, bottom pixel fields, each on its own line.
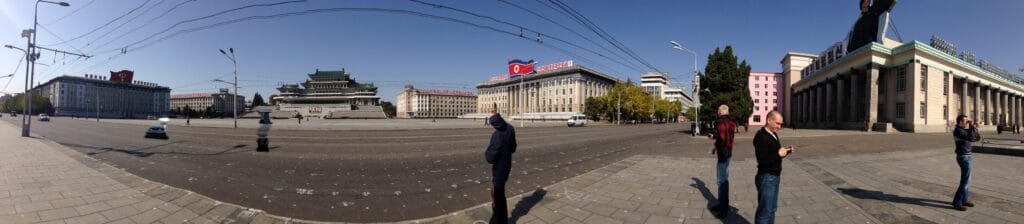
left=1, top=0, right=1021, bottom=102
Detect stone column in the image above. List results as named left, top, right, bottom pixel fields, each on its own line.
left=960, top=79, right=967, bottom=116
left=850, top=74, right=861, bottom=122
left=837, top=77, right=847, bottom=123
left=973, top=83, right=980, bottom=121
left=826, top=80, right=834, bottom=125
left=867, top=64, right=880, bottom=126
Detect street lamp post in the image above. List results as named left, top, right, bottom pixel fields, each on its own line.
left=17, top=0, right=69, bottom=137
left=671, top=40, right=700, bottom=135
left=218, top=48, right=237, bottom=129
left=5, top=44, right=30, bottom=136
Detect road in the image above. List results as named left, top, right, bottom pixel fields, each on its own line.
left=6, top=117, right=960, bottom=222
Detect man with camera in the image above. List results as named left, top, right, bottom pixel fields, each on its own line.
left=951, top=115, right=979, bottom=211
left=753, top=111, right=792, bottom=224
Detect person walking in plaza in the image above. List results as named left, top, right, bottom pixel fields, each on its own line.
left=753, top=111, right=793, bottom=224
left=952, top=115, right=979, bottom=211
left=708, top=104, right=737, bottom=218
left=485, top=103, right=516, bottom=224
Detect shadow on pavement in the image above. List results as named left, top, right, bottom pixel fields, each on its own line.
left=837, top=188, right=952, bottom=209
left=691, top=177, right=750, bottom=224
left=974, top=145, right=1024, bottom=157
left=509, top=189, right=547, bottom=224
left=61, top=141, right=250, bottom=157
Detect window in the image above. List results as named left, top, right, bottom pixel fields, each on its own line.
left=756, top=92, right=760, bottom=96
left=921, top=65, right=928, bottom=92
left=896, top=103, right=906, bottom=118
left=755, top=107, right=759, bottom=111
left=755, top=99, right=760, bottom=103
left=943, top=105, right=948, bottom=120
left=773, top=99, right=777, bottom=103
left=753, top=115, right=761, bottom=123
left=943, top=72, right=949, bottom=96
left=896, top=66, right=906, bottom=92
left=920, top=102, right=926, bottom=118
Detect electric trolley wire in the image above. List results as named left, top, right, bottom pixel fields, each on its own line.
left=409, top=0, right=644, bottom=73
left=71, top=7, right=630, bottom=79
left=46, top=0, right=155, bottom=46
left=495, top=0, right=644, bottom=72
left=542, top=0, right=660, bottom=72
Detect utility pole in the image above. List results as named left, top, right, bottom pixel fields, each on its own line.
left=219, top=48, right=237, bottom=129
left=617, top=88, right=621, bottom=125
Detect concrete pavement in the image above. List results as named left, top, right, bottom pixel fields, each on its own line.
left=4, top=117, right=1024, bottom=223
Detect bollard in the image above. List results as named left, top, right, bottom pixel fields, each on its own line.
left=255, top=108, right=274, bottom=152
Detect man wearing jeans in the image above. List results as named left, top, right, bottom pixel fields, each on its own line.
left=951, top=115, right=978, bottom=211
left=708, top=104, right=736, bottom=218
left=753, top=111, right=792, bottom=224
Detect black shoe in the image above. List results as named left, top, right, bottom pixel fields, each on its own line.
left=952, top=205, right=967, bottom=211
left=963, top=202, right=975, bottom=207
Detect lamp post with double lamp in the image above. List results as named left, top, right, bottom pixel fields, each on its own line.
left=27, top=0, right=69, bottom=137
left=670, top=40, right=701, bottom=135
left=218, top=48, right=238, bottom=129
left=5, top=44, right=31, bottom=136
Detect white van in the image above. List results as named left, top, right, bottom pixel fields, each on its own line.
left=567, top=114, right=587, bottom=127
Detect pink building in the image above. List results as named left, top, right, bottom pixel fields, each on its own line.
left=748, top=72, right=784, bottom=126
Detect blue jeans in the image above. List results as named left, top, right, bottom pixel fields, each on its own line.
left=952, top=154, right=972, bottom=206
left=715, top=154, right=731, bottom=210
left=755, top=173, right=780, bottom=224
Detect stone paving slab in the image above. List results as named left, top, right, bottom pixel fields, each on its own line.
left=5, top=118, right=1024, bottom=223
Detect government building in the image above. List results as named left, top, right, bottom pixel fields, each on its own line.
left=748, top=72, right=784, bottom=126
left=271, top=68, right=385, bottom=119
left=641, top=72, right=695, bottom=111
left=170, top=88, right=246, bottom=116
left=472, top=61, right=619, bottom=120
left=34, top=71, right=170, bottom=119
left=395, top=85, right=477, bottom=118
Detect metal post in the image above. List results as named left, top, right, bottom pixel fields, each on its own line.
left=20, top=39, right=31, bottom=137
left=233, top=53, right=237, bottom=129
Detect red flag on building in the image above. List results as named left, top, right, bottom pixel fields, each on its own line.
left=508, top=59, right=535, bottom=77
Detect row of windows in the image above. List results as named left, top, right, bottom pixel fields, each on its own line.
left=754, top=99, right=778, bottom=104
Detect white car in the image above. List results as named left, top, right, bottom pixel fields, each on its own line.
left=38, top=113, right=50, bottom=122
left=567, top=115, right=587, bottom=127
left=144, top=125, right=168, bottom=139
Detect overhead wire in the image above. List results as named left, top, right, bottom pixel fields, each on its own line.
left=45, top=0, right=155, bottom=46
left=2, top=57, right=25, bottom=94
left=80, top=0, right=169, bottom=51
left=408, top=0, right=643, bottom=73
left=542, top=0, right=661, bottom=72
left=495, top=0, right=644, bottom=72
left=89, top=0, right=200, bottom=53
left=72, top=7, right=630, bottom=79
left=44, top=0, right=97, bottom=26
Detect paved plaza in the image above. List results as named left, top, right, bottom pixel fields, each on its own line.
left=2, top=118, right=1024, bottom=223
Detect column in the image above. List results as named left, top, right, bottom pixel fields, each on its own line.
left=826, top=81, right=834, bottom=125
left=850, top=74, right=861, bottom=122
left=973, top=83, right=980, bottom=121
left=837, top=77, right=847, bottom=123
left=960, top=79, right=967, bottom=116
left=987, top=87, right=994, bottom=125
left=867, top=64, right=880, bottom=125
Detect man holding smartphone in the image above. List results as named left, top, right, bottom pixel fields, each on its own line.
left=951, top=115, right=979, bottom=211
left=753, top=111, right=792, bottom=224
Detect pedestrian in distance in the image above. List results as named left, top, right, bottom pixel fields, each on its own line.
left=951, top=114, right=979, bottom=211
left=186, top=117, right=191, bottom=126
left=708, top=104, right=737, bottom=218
left=484, top=103, right=516, bottom=224
left=753, top=111, right=793, bottom=224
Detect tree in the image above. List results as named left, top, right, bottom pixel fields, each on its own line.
left=380, top=101, right=397, bottom=118
left=699, top=46, right=754, bottom=125
left=251, top=92, right=266, bottom=108
left=584, top=96, right=607, bottom=121
left=685, top=107, right=697, bottom=122
left=2, top=92, right=53, bottom=115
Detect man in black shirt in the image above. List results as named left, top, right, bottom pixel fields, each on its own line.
left=951, top=114, right=978, bottom=211
left=753, top=111, right=792, bottom=224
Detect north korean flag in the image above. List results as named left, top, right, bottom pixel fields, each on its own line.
left=508, top=59, right=536, bottom=77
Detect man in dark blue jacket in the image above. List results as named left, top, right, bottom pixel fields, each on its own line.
left=485, top=104, right=516, bottom=224
left=952, top=115, right=979, bottom=211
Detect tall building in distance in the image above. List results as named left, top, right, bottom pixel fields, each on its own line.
left=170, top=88, right=246, bottom=116
left=473, top=61, right=619, bottom=120
left=34, top=71, right=170, bottom=119
left=272, top=68, right=385, bottom=119
left=396, top=85, right=477, bottom=118
left=748, top=72, right=784, bottom=125
left=641, top=71, right=694, bottom=110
